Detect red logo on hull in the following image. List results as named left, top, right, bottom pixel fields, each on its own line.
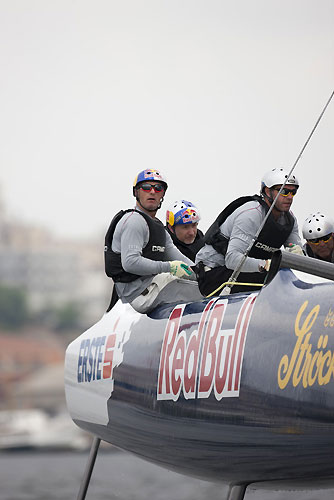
left=157, top=294, right=257, bottom=401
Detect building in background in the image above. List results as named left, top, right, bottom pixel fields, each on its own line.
left=0, top=333, right=64, bottom=410
left=0, top=187, right=110, bottom=328
left=0, top=186, right=113, bottom=421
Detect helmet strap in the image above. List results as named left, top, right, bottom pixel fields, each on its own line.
left=262, top=188, right=285, bottom=213
left=262, top=187, right=274, bottom=204
left=268, top=188, right=275, bottom=204
left=157, top=197, right=164, bottom=210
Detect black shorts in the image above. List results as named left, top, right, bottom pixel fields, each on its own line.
left=197, top=262, right=266, bottom=296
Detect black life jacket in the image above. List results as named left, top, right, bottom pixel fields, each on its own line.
left=166, top=226, right=205, bottom=262
left=204, top=195, right=295, bottom=260
left=305, top=244, right=315, bottom=258
left=104, top=209, right=167, bottom=283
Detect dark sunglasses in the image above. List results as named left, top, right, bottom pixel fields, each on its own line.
left=272, top=186, right=298, bottom=197
left=139, top=183, right=165, bottom=193
left=307, top=233, right=333, bottom=245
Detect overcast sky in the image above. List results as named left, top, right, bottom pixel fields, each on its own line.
left=0, top=1, right=333, bottom=240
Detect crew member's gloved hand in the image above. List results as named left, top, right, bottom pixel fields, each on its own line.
left=286, top=243, right=304, bottom=256
left=170, top=261, right=193, bottom=278
left=259, top=259, right=271, bottom=272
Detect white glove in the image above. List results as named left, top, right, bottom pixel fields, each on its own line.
left=170, top=261, right=192, bottom=278
left=259, top=259, right=271, bottom=272
left=286, top=243, right=304, bottom=256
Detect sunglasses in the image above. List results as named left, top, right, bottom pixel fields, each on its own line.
left=272, top=186, right=298, bottom=197
left=307, top=233, right=333, bottom=245
left=139, top=183, right=165, bottom=193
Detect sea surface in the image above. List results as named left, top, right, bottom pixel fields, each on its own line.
left=0, top=449, right=333, bottom=500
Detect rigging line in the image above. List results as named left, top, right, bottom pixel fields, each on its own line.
left=221, top=89, right=334, bottom=296
left=285, top=89, right=334, bottom=181
left=205, top=281, right=263, bottom=298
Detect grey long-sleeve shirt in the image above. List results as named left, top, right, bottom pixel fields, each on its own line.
left=112, top=208, right=194, bottom=302
left=195, top=200, right=302, bottom=272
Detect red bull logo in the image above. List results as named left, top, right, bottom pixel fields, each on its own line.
left=181, top=208, right=199, bottom=224
left=157, top=294, right=257, bottom=401
left=144, top=169, right=163, bottom=179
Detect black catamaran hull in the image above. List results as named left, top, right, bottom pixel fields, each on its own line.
left=65, top=265, right=334, bottom=485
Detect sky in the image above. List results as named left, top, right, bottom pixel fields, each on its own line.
left=0, top=0, right=333, bottom=240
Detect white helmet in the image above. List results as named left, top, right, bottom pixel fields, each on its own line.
left=302, top=212, right=334, bottom=240
left=261, top=168, right=299, bottom=191
left=166, top=200, right=201, bottom=226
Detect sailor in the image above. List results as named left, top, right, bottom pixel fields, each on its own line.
left=302, top=212, right=334, bottom=262
left=166, top=200, right=204, bottom=262
left=104, top=169, right=203, bottom=313
left=195, top=168, right=303, bottom=296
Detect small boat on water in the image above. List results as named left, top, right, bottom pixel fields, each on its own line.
left=0, top=408, right=90, bottom=452
left=65, top=251, right=334, bottom=498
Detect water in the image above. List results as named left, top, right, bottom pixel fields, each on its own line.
left=0, top=449, right=333, bottom=500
